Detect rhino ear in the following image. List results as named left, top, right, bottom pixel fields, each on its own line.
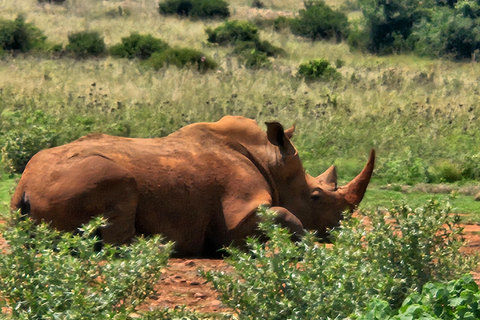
left=284, top=125, right=295, bottom=140
left=317, top=165, right=337, bottom=191
left=265, top=121, right=295, bottom=155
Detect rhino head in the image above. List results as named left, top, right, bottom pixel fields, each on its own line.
left=265, top=121, right=375, bottom=238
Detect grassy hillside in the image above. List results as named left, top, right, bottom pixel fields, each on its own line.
left=1, top=0, right=480, bottom=188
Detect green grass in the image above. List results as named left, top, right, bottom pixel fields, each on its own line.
left=0, top=173, right=16, bottom=215
left=362, top=187, right=480, bottom=223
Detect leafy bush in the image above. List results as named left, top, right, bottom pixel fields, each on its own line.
left=0, top=15, right=47, bottom=53
left=110, top=33, right=170, bottom=60
left=0, top=110, right=58, bottom=174
left=441, top=15, right=480, bottom=60
left=428, top=159, right=463, bottom=183
left=297, top=58, right=341, bottom=81
left=0, top=213, right=173, bottom=319
left=240, top=49, right=272, bottom=69
left=145, top=47, right=217, bottom=72
left=273, top=16, right=291, bottom=31
left=37, top=0, right=66, bottom=3
left=206, top=20, right=260, bottom=45
left=205, top=201, right=476, bottom=319
left=65, top=31, right=106, bottom=59
left=360, top=275, right=480, bottom=319
left=357, top=0, right=431, bottom=54
left=290, top=0, right=350, bottom=41
left=158, top=0, right=230, bottom=19
left=207, top=20, right=285, bottom=68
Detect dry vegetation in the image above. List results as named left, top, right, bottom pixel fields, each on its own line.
left=1, top=0, right=480, bottom=184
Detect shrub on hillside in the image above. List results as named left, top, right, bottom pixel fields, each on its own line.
left=0, top=213, right=173, bottom=319
left=206, top=20, right=285, bottom=68
left=297, top=58, right=341, bottom=81
left=65, top=31, right=106, bottom=59
left=240, top=49, right=272, bottom=69
left=206, top=201, right=476, bottom=319
left=145, top=47, right=217, bottom=72
left=408, top=7, right=480, bottom=60
left=37, top=0, right=66, bottom=4
left=206, top=20, right=260, bottom=45
left=0, top=110, right=57, bottom=174
left=358, top=0, right=427, bottom=54
left=158, top=0, right=230, bottom=19
left=442, top=15, right=480, bottom=60
left=110, top=33, right=169, bottom=60
left=290, top=1, right=350, bottom=41
left=0, top=15, right=48, bottom=53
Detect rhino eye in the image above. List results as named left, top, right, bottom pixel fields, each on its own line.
left=311, top=190, right=322, bottom=201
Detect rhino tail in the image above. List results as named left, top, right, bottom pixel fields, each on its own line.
left=11, top=185, right=31, bottom=216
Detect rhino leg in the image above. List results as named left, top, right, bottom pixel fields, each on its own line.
left=270, top=206, right=305, bottom=240
left=72, top=156, right=140, bottom=245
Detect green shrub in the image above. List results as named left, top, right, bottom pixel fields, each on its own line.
left=145, top=47, right=217, bottom=72
left=359, top=275, right=480, bottom=319
left=240, top=49, right=272, bottom=69
left=290, top=0, right=350, bottom=41
left=0, top=15, right=47, bottom=53
left=0, top=110, right=58, bottom=174
left=158, top=0, right=230, bottom=19
left=0, top=212, right=173, bottom=319
left=65, top=31, right=106, bottom=59
left=357, top=0, right=433, bottom=54
left=297, top=58, right=341, bottom=81
left=442, top=15, right=480, bottom=60
left=428, top=159, right=463, bottom=183
left=251, top=0, right=265, bottom=8
left=375, top=152, right=430, bottom=185
left=37, top=0, right=66, bottom=4
left=461, top=153, right=480, bottom=180
left=273, top=16, right=291, bottom=31
left=207, top=20, right=285, bottom=68
left=205, top=201, right=476, bottom=319
left=206, top=20, right=260, bottom=45
left=110, top=33, right=169, bottom=60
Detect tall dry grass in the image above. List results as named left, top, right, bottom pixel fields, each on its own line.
left=1, top=0, right=480, bottom=184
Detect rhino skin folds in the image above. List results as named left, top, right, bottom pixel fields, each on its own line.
left=11, top=116, right=375, bottom=257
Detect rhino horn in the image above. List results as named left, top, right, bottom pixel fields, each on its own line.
left=339, top=149, right=375, bottom=209
left=317, top=165, right=337, bottom=191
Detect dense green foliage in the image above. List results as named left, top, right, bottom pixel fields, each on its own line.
left=206, top=202, right=476, bottom=319
left=297, top=58, right=341, bottom=81
left=356, top=0, right=480, bottom=59
left=206, top=20, right=285, bottom=68
left=0, top=110, right=58, bottom=174
left=0, top=15, right=48, bottom=54
left=0, top=213, right=173, bottom=319
left=110, top=33, right=170, bottom=60
left=360, top=275, right=480, bottom=319
left=37, top=0, right=65, bottom=3
left=158, top=0, right=230, bottom=18
left=65, top=31, right=106, bottom=59
left=206, top=20, right=259, bottom=45
left=145, top=47, right=218, bottom=71
left=290, top=0, right=350, bottom=41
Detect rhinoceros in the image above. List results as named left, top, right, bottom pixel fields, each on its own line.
left=11, top=116, right=374, bottom=256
